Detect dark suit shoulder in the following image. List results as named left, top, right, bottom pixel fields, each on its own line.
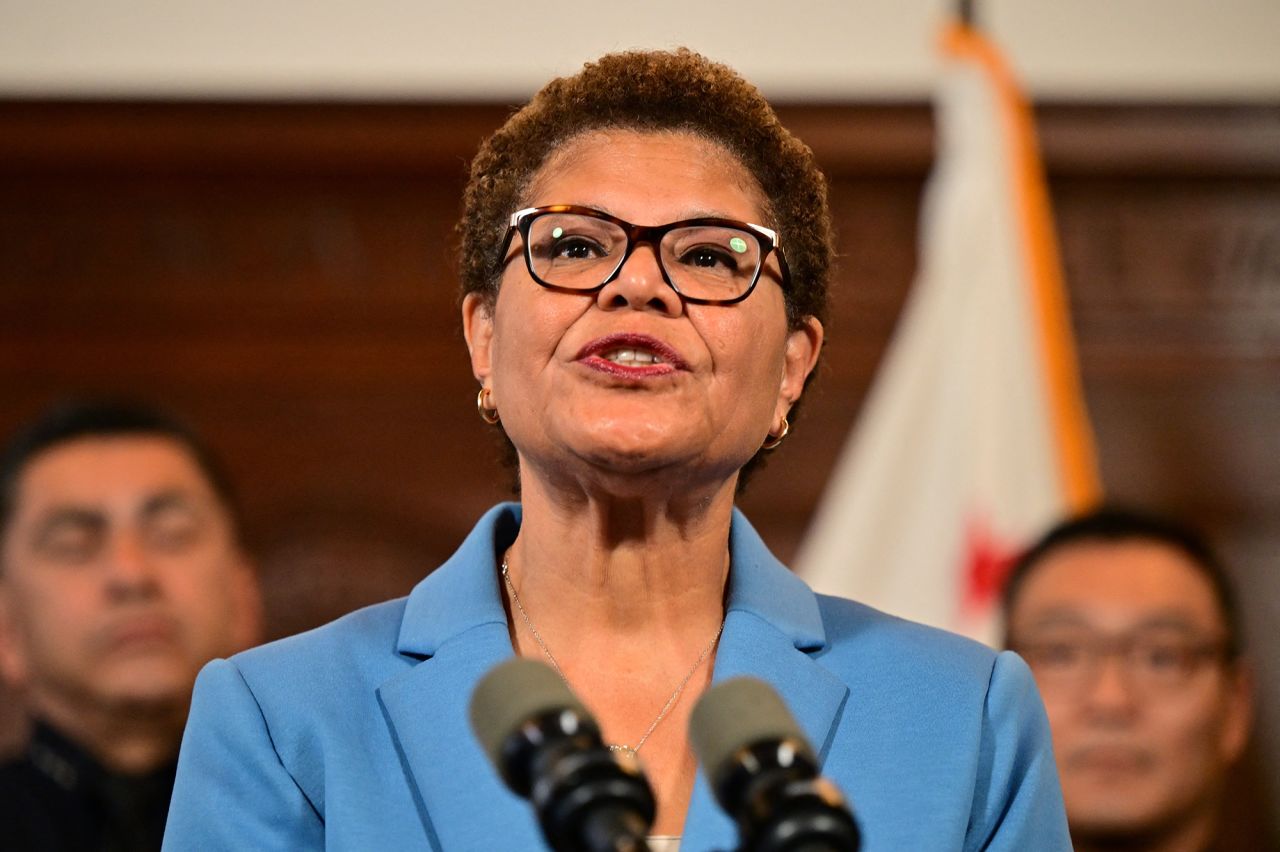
left=0, top=752, right=95, bottom=851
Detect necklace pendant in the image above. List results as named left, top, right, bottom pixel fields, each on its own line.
left=608, top=744, right=639, bottom=760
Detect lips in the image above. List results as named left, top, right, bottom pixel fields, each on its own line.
left=576, top=332, right=687, bottom=377
left=100, top=614, right=180, bottom=653
left=1065, top=744, right=1155, bottom=774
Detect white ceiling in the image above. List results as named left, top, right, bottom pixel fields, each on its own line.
left=0, top=0, right=1276, bottom=101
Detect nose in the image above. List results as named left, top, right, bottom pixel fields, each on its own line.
left=595, top=241, right=684, bottom=317
left=1081, top=654, right=1140, bottom=721
left=103, top=529, right=162, bottom=600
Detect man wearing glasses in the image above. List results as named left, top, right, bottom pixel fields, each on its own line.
left=1003, top=508, right=1254, bottom=852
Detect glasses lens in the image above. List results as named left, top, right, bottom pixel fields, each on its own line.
left=1020, top=640, right=1090, bottom=687
left=661, top=226, right=762, bottom=302
left=1019, top=631, right=1225, bottom=694
left=1129, top=637, right=1220, bottom=687
left=525, top=212, right=627, bottom=290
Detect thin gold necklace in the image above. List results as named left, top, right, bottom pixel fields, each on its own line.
left=500, top=552, right=725, bottom=758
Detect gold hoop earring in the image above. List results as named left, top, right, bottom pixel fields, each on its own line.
left=476, top=387, right=500, bottom=425
left=761, top=416, right=789, bottom=451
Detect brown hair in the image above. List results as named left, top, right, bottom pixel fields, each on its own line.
left=1002, top=506, right=1244, bottom=658
left=457, top=47, right=833, bottom=331
left=457, top=49, right=834, bottom=488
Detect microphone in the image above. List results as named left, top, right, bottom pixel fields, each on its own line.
left=689, top=677, right=861, bottom=852
left=469, top=658, right=657, bottom=852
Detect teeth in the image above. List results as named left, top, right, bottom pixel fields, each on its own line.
left=603, top=348, right=665, bottom=366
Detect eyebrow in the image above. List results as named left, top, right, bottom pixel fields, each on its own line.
left=1018, top=609, right=1088, bottom=629
left=31, top=490, right=202, bottom=538
left=1020, top=608, right=1211, bottom=635
left=139, top=490, right=201, bottom=520
left=681, top=208, right=746, bottom=221
left=557, top=203, right=749, bottom=224
left=1129, top=614, right=1207, bottom=634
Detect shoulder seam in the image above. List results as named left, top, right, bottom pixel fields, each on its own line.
left=224, top=658, right=326, bottom=822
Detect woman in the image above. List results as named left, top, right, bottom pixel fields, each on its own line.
left=164, top=49, right=1069, bottom=850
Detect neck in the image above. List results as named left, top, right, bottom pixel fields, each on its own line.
left=32, top=690, right=186, bottom=774
left=1072, top=807, right=1220, bottom=852
left=508, top=469, right=736, bottom=637
left=506, top=469, right=738, bottom=836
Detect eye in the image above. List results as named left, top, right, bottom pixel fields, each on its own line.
left=550, top=235, right=606, bottom=261
left=680, top=245, right=738, bottom=271
left=145, top=504, right=205, bottom=553
left=527, top=215, right=619, bottom=267
left=39, top=523, right=103, bottom=564
left=528, top=232, right=612, bottom=269
left=1135, top=641, right=1191, bottom=674
left=666, top=226, right=756, bottom=279
left=1025, top=640, right=1085, bottom=671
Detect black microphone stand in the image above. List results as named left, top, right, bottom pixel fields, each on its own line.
left=499, top=710, right=655, bottom=852
left=715, top=739, right=860, bottom=852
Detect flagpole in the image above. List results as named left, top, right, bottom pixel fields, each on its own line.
left=796, top=0, right=1101, bottom=643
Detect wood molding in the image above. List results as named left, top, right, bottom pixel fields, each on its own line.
left=2, top=100, right=1278, bottom=176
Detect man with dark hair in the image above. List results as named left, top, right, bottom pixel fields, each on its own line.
left=1003, top=507, right=1254, bottom=852
left=0, top=399, right=262, bottom=851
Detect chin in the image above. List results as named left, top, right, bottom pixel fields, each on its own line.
left=578, top=451, right=685, bottom=492
left=585, top=418, right=751, bottom=464
left=1066, top=791, right=1172, bottom=838
left=579, top=417, right=684, bottom=452
left=555, top=427, right=684, bottom=473
left=96, top=659, right=198, bottom=709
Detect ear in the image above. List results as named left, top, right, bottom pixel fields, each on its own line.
left=0, top=583, right=30, bottom=686
left=774, top=316, right=824, bottom=426
left=462, top=292, right=496, bottom=388
left=1219, top=660, right=1255, bottom=764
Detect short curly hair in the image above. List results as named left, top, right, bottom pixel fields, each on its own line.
left=457, top=48, right=833, bottom=331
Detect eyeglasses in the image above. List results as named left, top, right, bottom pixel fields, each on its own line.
left=1013, top=630, right=1231, bottom=693
left=498, top=204, right=790, bottom=305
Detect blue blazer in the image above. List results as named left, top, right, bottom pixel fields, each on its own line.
left=164, top=503, right=1069, bottom=850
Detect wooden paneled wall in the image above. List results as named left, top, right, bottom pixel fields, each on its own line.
left=1, top=100, right=1277, bottom=842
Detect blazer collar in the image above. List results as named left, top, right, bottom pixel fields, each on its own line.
left=723, top=505, right=827, bottom=652
left=683, top=509, right=849, bottom=851
left=379, top=502, right=848, bottom=852
left=394, top=503, right=519, bottom=657
left=394, top=501, right=829, bottom=657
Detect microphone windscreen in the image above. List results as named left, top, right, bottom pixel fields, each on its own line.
left=689, top=677, right=813, bottom=775
left=469, top=657, right=590, bottom=765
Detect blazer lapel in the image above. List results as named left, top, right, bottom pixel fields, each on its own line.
left=376, top=504, right=548, bottom=851
left=378, top=625, right=545, bottom=851
left=680, top=511, right=850, bottom=852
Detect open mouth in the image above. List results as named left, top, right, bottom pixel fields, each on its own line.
left=601, top=348, right=667, bottom=366
left=577, top=333, right=686, bottom=375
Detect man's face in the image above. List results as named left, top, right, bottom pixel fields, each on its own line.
left=1008, top=540, right=1252, bottom=839
left=0, top=435, right=260, bottom=716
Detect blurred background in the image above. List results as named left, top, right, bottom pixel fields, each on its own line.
left=1, top=0, right=1276, bottom=840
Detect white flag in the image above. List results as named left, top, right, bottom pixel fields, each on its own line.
left=795, top=23, right=1101, bottom=645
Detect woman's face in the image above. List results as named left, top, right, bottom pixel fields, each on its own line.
left=463, top=129, right=822, bottom=493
